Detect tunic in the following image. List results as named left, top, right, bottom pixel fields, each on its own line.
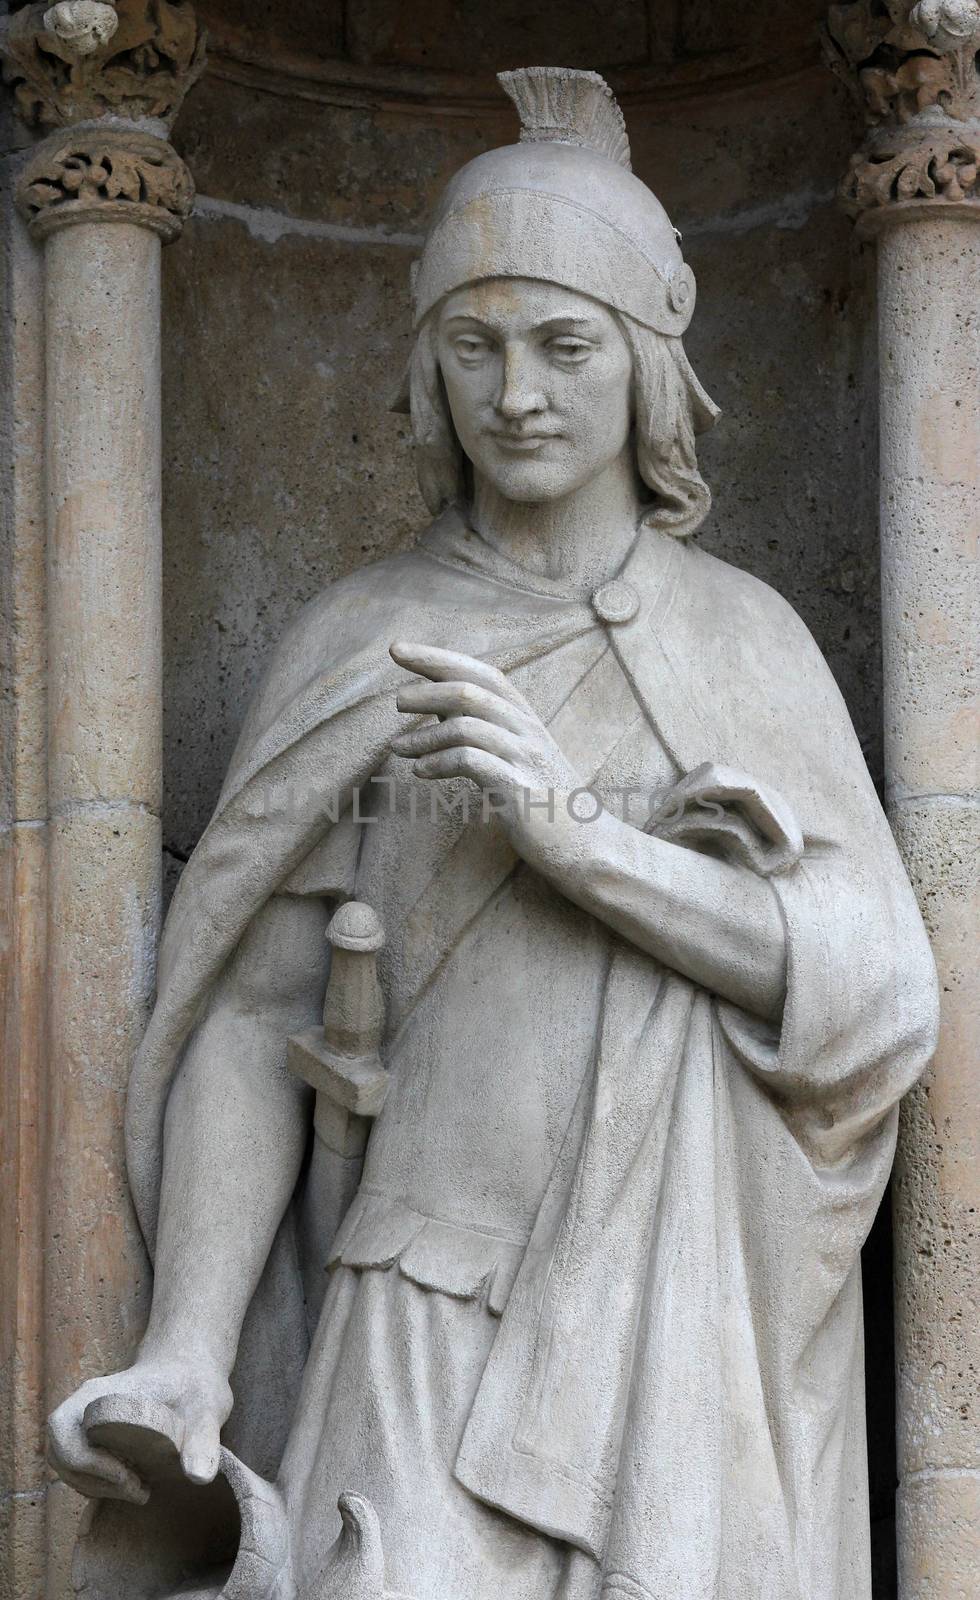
left=280, top=620, right=677, bottom=1597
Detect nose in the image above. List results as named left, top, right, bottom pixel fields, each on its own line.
left=495, top=343, right=547, bottom=421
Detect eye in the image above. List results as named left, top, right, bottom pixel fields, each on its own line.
left=452, top=334, right=492, bottom=363
left=547, top=337, right=594, bottom=364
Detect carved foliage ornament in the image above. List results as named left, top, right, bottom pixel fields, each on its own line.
left=0, top=0, right=204, bottom=129
left=843, top=126, right=978, bottom=213
left=824, top=0, right=980, bottom=124
left=17, top=126, right=194, bottom=239
left=823, top=1, right=980, bottom=218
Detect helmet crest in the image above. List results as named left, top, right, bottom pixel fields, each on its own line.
left=497, top=66, right=632, bottom=172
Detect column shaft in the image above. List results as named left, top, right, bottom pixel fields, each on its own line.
left=1, top=1, right=202, bottom=1588
left=43, top=219, right=160, bottom=1582
left=876, top=213, right=980, bottom=1599
left=0, top=166, right=47, bottom=1600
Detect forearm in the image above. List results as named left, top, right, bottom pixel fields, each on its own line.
left=533, top=809, right=787, bottom=1020
left=386, top=646, right=786, bottom=1018
left=139, top=1005, right=311, bottom=1378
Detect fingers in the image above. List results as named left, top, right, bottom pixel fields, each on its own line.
left=47, top=1405, right=148, bottom=1505
left=391, top=715, right=520, bottom=764
left=412, top=747, right=514, bottom=790
left=679, top=765, right=800, bottom=847
left=395, top=678, right=527, bottom=730
left=179, top=1408, right=222, bottom=1486
left=390, top=641, right=529, bottom=710
left=53, top=1462, right=149, bottom=1505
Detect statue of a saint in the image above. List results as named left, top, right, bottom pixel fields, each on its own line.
left=48, top=67, right=938, bottom=1600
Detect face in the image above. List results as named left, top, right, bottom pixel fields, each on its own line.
left=436, top=279, right=634, bottom=504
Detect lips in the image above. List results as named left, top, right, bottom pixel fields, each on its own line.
left=489, top=432, right=559, bottom=451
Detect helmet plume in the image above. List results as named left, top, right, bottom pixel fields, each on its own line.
left=497, top=66, right=632, bottom=172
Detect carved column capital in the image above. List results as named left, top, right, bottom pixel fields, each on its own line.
left=16, top=123, right=193, bottom=239
left=824, top=1, right=980, bottom=232
left=1, top=1, right=203, bottom=241
left=0, top=0, right=205, bottom=131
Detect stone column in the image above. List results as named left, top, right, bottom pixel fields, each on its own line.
left=0, top=3, right=202, bottom=1592
left=0, top=123, right=47, bottom=1600
left=825, top=5, right=979, bottom=1596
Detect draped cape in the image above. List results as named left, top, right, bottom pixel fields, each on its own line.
left=126, top=515, right=937, bottom=1600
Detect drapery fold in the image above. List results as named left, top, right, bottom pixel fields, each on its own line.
left=454, top=530, right=937, bottom=1599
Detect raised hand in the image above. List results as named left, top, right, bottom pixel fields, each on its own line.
left=389, top=640, right=585, bottom=859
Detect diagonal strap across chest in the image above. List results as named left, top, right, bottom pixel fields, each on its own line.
left=384, top=638, right=664, bottom=1037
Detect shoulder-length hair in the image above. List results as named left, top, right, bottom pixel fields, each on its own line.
left=402, top=300, right=720, bottom=541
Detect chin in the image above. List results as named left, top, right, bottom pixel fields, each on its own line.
left=485, top=461, right=577, bottom=504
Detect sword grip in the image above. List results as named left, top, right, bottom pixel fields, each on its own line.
left=322, top=900, right=385, bottom=1065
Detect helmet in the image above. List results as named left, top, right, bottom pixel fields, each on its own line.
left=412, top=66, right=696, bottom=337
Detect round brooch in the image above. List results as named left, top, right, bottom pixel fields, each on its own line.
left=592, top=580, right=640, bottom=625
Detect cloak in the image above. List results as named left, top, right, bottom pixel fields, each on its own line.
left=125, top=513, right=938, bottom=1599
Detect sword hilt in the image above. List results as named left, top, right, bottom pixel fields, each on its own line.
left=287, top=901, right=388, bottom=1155
left=321, top=900, right=385, bottom=1065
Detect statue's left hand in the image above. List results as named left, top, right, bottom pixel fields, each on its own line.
left=389, top=640, right=586, bottom=863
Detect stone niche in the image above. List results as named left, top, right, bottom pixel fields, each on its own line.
left=160, top=7, right=891, bottom=1584
left=0, top=1, right=909, bottom=1596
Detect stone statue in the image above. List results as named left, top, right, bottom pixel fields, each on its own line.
left=47, top=66, right=939, bottom=1600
